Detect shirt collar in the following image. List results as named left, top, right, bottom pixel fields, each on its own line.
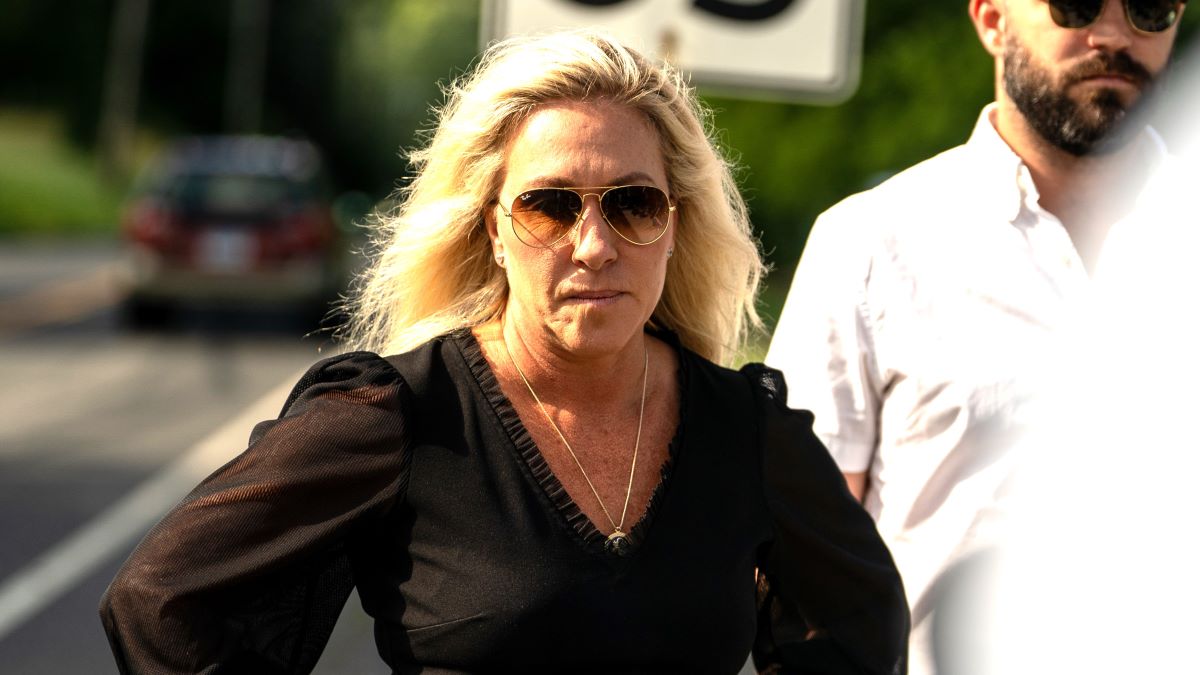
left=964, top=103, right=1170, bottom=226
left=965, top=103, right=1032, bottom=225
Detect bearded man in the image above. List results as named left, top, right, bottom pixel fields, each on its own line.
left=766, top=2, right=1185, bottom=673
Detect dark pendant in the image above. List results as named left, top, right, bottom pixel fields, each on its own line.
left=605, top=530, right=630, bottom=556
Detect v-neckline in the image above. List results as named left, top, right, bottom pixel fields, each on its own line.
left=455, top=328, right=687, bottom=558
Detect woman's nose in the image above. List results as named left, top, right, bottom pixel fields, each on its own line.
left=570, top=198, right=618, bottom=269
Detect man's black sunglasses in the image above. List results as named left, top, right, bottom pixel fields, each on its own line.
left=1046, top=0, right=1186, bottom=33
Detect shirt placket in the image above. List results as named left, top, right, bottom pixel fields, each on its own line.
left=1015, top=167, right=1091, bottom=305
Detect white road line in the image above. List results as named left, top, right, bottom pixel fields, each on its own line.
left=0, top=375, right=299, bottom=641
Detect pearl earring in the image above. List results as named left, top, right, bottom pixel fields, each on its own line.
left=496, top=254, right=506, bottom=268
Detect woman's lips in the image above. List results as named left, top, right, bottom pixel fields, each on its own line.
left=564, top=290, right=624, bottom=304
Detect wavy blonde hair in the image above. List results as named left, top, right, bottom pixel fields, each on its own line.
left=340, top=29, right=764, bottom=366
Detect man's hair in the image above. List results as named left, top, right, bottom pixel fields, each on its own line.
left=339, top=29, right=765, bottom=365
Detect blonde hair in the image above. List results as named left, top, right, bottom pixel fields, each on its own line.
left=340, top=29, right=764, bottom=366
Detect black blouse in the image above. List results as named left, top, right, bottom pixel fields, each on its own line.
left=100, top=330, right=907, bottom=674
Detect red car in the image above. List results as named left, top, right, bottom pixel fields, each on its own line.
left=119, top=136, right=344, bottom=325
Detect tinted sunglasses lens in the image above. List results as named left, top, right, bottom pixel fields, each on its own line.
left=1048, top=0, right=1103, bottom=27
left=510, top=189, right=581, bottom=246
left=600, top=186, right=670, bottom=244
left=1127, top=0, right=1181, bottom=31
left=1049, top=0, right=1182, bottom=30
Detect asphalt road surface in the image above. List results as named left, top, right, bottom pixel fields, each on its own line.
left=0, top=239, right=384, bottom=674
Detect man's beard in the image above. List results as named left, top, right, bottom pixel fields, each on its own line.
left=1003, top=37, right=1154, bottom=156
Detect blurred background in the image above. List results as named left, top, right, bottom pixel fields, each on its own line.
left=1, top=1, right=1196, bottom=672
left=4, top=0, right=1196, bottom=328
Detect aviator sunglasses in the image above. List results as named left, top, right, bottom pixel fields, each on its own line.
left=1045, top=0, right=1186, bottom=33
left=499, top=185, right=675, bottom=248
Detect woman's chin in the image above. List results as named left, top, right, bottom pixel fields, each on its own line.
left=541, top=313, right=646, bottom=359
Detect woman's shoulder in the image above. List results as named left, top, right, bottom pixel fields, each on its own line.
left=262, top=352, right=414, bottom=445
left=239, top=349, right=418, bottom=460
left=276, top=331, right=466, bottom=423
left=296, top=349, right=402, bottom=382
left=288, top=334, right=460, bottom=404
left=735, top=362, right=791, bottom=410
left=679, top=349, right=815, bottom=428
left=671, top=339, right=787, bottom=402
left=282, top=351, right=404, bottom=409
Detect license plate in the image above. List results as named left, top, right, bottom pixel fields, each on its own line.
left=198, top=229, right=255, bottom=272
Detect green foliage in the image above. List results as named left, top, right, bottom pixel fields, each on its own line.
left=0, top=0, right=112, bottom=146
left=0, top=111, right=121, bottom=237
left=706, top=5, right=993, bottom=293
left=329, top=1, right=480, bottom=195
left=1, top=0, right=1197, bottom=255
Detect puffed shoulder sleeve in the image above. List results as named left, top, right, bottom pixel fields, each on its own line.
left=99, top=351, right=413, bottom=674
left=744, top=363, right=909, bottom=675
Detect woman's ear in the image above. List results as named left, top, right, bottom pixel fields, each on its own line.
left=484, top=204, right=506, bottom=268
left=665, top=200, right=678, bottom=260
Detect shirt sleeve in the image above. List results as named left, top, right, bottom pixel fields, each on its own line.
left=765, top=205, right=882, bottom=473
left=744, top=364, right=909, bottom=675
left=99, top=352, right=414, bottom=675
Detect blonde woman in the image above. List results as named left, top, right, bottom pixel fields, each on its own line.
left=101, top=30, right=907, bottom=674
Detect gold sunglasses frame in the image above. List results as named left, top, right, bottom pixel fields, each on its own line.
left=498, top=185, right=676, bottom=248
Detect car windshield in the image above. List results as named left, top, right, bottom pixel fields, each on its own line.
left=166, top=174, right=300, bottom=217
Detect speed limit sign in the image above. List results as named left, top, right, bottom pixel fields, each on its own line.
left=481, top=0, right=865, bottom=103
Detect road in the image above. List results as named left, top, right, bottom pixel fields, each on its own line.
left=0, top=240, right=384, bottom=674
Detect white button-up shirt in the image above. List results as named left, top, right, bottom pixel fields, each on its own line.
left=766, top=104, right=1166, bottom=675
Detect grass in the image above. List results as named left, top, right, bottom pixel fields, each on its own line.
left=0, top=109, right=124, bottom=237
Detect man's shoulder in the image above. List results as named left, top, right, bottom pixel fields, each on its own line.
left=825, top=143, right=975, bottom=221
left=806, top=142, right=988, bottom=259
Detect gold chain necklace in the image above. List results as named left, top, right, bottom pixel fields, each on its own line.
left=503, top=338, right=648, bottom=556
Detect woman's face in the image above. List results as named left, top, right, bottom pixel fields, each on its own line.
left=486, top=99, right=674, bottom=359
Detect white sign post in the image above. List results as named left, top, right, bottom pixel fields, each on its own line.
left=481, top=0, right=865, bottom=103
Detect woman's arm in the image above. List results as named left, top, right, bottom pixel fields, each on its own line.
left=744, top=364, right=909, bottom=675
left=100, top=352, right=413, bottom=674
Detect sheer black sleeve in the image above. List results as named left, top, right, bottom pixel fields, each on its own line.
left=99, top=352, right=413, bottom=674
left=745, top=363, right=909, bottom=675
